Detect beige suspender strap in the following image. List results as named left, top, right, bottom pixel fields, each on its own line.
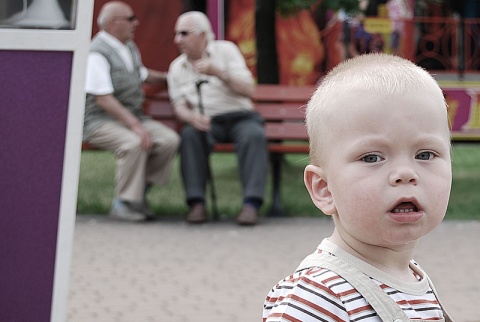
left=425, top=275, right=454, bottom=322
left=296, top=252, right=411, bottom=322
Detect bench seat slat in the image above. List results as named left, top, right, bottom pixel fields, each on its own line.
left=213, top=142, right=308, bottom=154
left=268, top=143, right=309, bottom=153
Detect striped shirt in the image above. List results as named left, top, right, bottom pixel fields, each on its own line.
left=263, top=240, right=444, bottom=321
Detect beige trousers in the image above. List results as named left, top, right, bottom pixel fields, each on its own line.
left=87, top=119, right=180, bottom=202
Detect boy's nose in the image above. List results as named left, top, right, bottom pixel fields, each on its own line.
left=389, top=166, right=419, bottom=185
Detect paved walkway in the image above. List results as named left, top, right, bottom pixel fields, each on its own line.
left=67, top=216, right=480, bottom=322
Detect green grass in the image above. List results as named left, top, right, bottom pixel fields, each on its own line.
left=77, top=143, right=480, bottom=220
left=448, top=143, right=480, bottom=219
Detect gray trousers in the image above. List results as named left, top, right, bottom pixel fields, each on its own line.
left=180, top=111, right=268, bottom=204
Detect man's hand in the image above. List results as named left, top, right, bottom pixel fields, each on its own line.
left=192, top=58, right=218, bottom=76
left=95, top=94, right=153, bottom=151
left=131, top=123, right=153, bottom=151
left=190, top=113, right=211, bottom=132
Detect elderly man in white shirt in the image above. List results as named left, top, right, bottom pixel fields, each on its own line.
left=168, top=11, right=268, bottom=225
left=84, top=1, right=179, bottom=221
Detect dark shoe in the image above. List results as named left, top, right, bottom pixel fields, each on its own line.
left=139, top=201, right=156, bottom=221
left=186, top=203, right=208, bottom=223
left=236, top=204, right=258, bottom=226
left=142, top=185, right=155, bottom=220
left=128, top=200, right=156, bottom=221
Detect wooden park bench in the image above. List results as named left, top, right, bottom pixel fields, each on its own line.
left=82, top=84, right=317, bottom=217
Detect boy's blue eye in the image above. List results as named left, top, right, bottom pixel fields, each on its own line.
left=416, top=151, right=434, bottom=160
left=362, top=154, right=382, bottom=163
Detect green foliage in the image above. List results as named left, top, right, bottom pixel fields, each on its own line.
left=276, top=0, right=319, bottom=17
left=321, top=0, right=360, bottom=13
left=276, top=0, right=360, bottom=17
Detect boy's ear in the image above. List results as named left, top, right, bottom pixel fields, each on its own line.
left=304, top=165, right=336, bottom=215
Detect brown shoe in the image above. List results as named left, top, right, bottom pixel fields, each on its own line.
left=186, top=203, right=208, bottom=224
left=236, top=204, right=258, bottom=226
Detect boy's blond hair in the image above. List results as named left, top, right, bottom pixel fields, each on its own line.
left=305, top=53, right=447, bottom=166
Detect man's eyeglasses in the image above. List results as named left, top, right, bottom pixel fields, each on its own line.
left=114, top=14, right=137, bottom=22
left=174, top=30, right=196, bottom=37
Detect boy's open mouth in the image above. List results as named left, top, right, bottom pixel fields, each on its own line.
left=391, top=202, right=418, bottom=213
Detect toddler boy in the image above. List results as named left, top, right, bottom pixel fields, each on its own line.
left=263, top=53, right=453, bottom=321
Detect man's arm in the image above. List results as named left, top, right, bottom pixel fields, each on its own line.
left=211, top=63, right=254, bottom=98
left=192, top=59, right=254, bottom=98
left=144, top=68, right=168, bottom=84
left=95, top=94, right=152, bottom=150
left=173, top=101, right=210, bottom=132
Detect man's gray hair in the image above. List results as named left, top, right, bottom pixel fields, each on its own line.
left=180, top=11, right=215, bottom=43
left=97, top=1, right=123, bottom=30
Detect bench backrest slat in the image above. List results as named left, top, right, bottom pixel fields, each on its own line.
left=254, top=103, right=306, bottom=120
left=143, top=100, right=175, bottom=118
left=253, top=84, right=316, bottom=103
left=265, top=123, right=307, bottom=140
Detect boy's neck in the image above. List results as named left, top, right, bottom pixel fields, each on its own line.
left=329, top=229, right=418, bottom=282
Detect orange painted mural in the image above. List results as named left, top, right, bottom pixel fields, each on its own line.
left=226, top=0, right=257, bottom=78
left=276, top=10, right=324, bottom=85
left=225, top=0, right=416, bottom=85
left=226, top=0, right=325, bottom=85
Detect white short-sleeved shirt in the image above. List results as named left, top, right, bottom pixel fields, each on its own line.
left=167, top=40, right=254, bottom=117
left=85, top=31, right=148, bottom=95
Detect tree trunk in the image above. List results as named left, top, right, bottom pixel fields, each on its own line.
left=255, top=0, right=279, bottom=84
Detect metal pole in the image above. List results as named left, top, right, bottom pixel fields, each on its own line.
left=195, top=79, right=219, bottom=220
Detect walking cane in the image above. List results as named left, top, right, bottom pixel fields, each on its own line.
left=195, top=79, right=219, bottom=220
